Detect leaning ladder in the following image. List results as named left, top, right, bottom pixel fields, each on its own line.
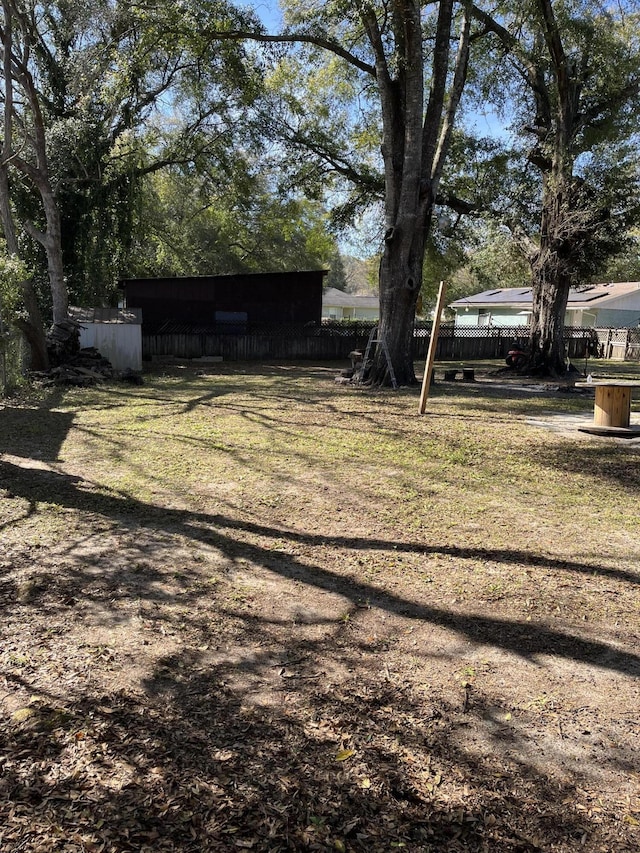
left=357, top=326, right=397, bottom=389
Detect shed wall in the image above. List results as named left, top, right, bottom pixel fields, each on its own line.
left=123, top=272, right=324, bottom=331
left=80, top=324, right=142, bottom=371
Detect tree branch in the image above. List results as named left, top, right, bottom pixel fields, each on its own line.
left=431, top=0, right=473, bottom=188
left=203, top=28, right=376, bottom=77
left=471, top=4, right=552, bottom=129
left=422, top=0, right=454, bottom=173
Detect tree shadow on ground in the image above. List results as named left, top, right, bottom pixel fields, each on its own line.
left=538, top=441, right=640, bottom=495
left=0, top=406, right=74, bottom=462
left=1, top=459, right=639, bottom=678
left=1, top=630, right=631, bottom=853
left=2, top=420, right=639, bottom=851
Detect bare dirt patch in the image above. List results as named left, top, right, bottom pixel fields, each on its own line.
left=1, top=362, right=639, bottom=852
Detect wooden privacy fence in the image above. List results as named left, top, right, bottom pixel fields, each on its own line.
left=595, top=327, right=640, bottom=360
left=143, top=321, right=600, bottom=363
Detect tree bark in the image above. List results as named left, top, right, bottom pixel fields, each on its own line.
left=0, top=0, right=49, bottom=370
left=524, top=0, right=577, bottom=376
left=529, top=251, right=572, bottom=375
left=527, top=164, right=574, bottom=375
left=1, top=0, right=69, bottom=329
left=0, top=168, right=49, bottom=370
left=364, top=0, right=469, bottom=385
left=479, top=0, right=595, bottom=378
left=377, top=219, right=428, bottom=385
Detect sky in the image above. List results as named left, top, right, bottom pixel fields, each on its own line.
left=246, top=0, right=283, bottom=29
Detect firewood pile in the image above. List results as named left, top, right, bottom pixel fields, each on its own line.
left=47, top=318, right=82, bottom=365
left=30, top=318, right=141, bottom=387
left=31, top=346, right=115, bottom=387
left=45, top=348, right=115, bottom=386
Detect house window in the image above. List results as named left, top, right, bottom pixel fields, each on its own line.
left=477, top=308, right=491, bottom=326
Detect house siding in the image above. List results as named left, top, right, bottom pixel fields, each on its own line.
left=595, top=308, right=640, bottom=327
left=322, top=305, right=379, bottom=321
left=455, top=309, right=528, bottom=326
left=321, top=287, right=379, bottom=321
left=458, top=307, right=631, bottom=328
left=452, top=283, right=640, bottom=328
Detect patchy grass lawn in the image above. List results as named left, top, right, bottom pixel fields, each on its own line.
left=1, top=360, right=639, bottom=853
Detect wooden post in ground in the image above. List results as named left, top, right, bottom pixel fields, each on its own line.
left=418, top=280, right=447, bottom=415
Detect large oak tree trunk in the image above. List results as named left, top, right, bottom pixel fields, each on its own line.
left=209, top=1, right=472, bottom=388
left=527, top=168, right=573, bottom=376
left=376, top=219, right=427, bottom=386
left=528, top=272, right=571, bottom=375
left=362, top=0, right=468, bottom=386
left=467, top=2, right=636, bottom=378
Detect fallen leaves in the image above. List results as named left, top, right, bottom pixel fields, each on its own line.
left=2, top=367, right=640, bottom=853
left=335, top=747, right=355, bottom=762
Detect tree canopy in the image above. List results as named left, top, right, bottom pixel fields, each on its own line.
left=474, top=0, right=640, bottom=372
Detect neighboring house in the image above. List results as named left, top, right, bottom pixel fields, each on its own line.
left=69, top=306, right=142, bottom=371
left=322, top=287, right=379, bottom=321
left=121, top=270, right=328, bottom=332
left=450, top=282, right=640, bottom=328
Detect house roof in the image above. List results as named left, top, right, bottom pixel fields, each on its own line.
left=322, top=287, right=378, bottom=308
left=450, top=282, right=640, bottom=311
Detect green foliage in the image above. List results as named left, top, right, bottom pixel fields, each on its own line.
left=325, top=252, right=348, bottom=291
left=466, top=1, right=640, bottom=305
left=126, top=164, right=336, bottom=277
left=597, top=233, right=640, bottom=283
left=568, top=141, right=640, bottom=281
left=467, top=225, right=530, bottom=290
left=3, top=0, right=268, bottom=308
left=419, top=219, right=530, bottom=317
left=259, top=5, right=384, bottom=225
left=4, top=0, right=640, bottom=332
left=0, top=249, right=31, bottom=393
left=0, top=250, right=30, bottom=326
left=420, top=235, right=466, bottom=316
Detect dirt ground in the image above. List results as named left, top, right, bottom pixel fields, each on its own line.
left=1, top=362, right=639, bottom=852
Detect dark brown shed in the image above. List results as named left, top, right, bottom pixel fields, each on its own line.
left=120, top=270, right=327, bottom=333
